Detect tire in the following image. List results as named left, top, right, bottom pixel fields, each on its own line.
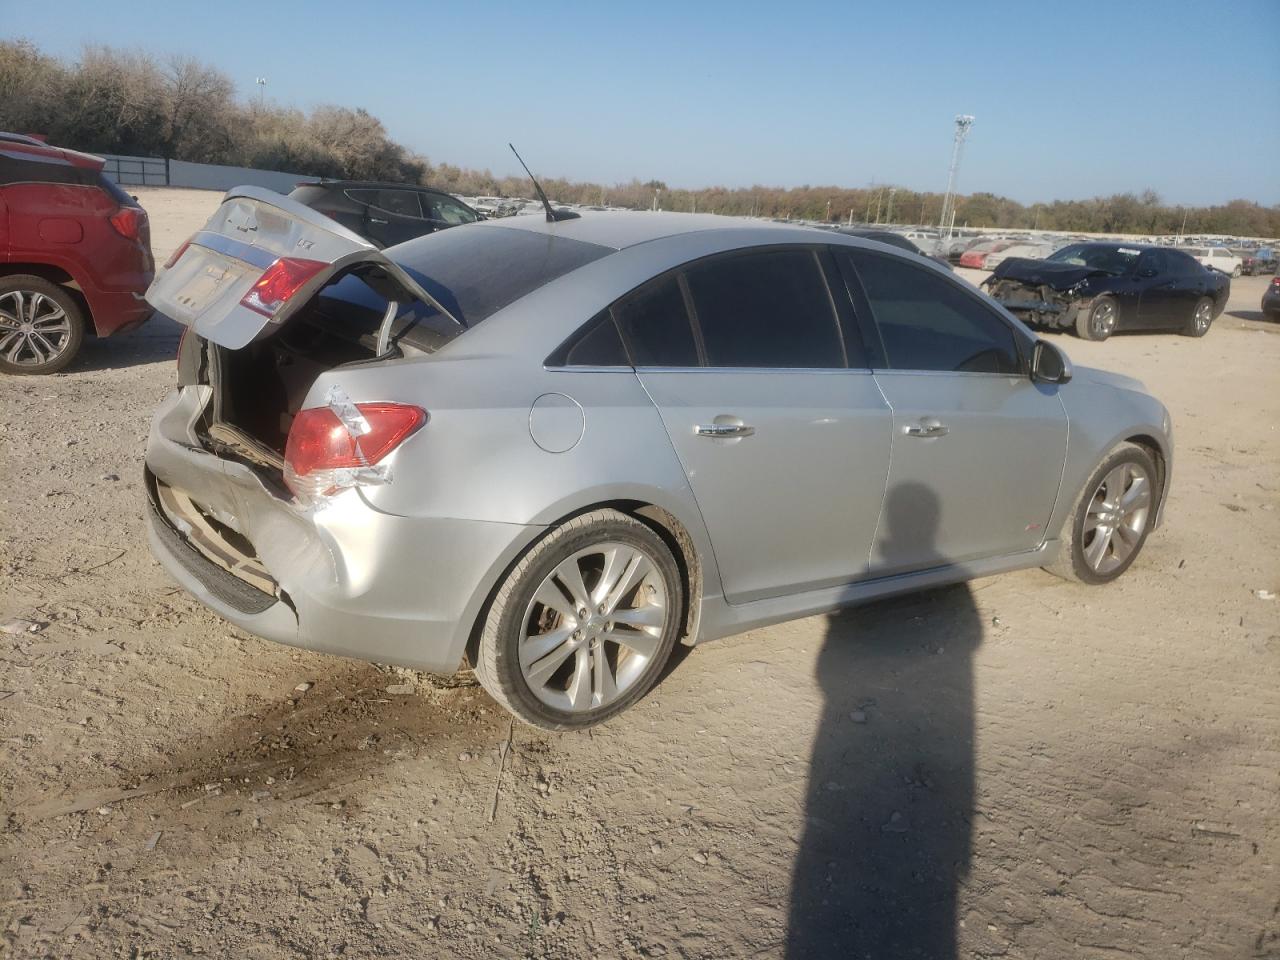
left=1231, top=266, right=1241, bottom=279
left=1182, top=296, right=1214, bottom=338
left=473, top=508, right=684, bottom=730
left=1076, top=295, right=1118, bottom=341
left=1045, top=442, right=1159, bottom=585
left=0, top=275, right=85, bottom=375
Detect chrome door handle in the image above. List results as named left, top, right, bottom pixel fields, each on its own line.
left=903, top=420, right=949, bottom=438
left=695, top=423, right=755, bottom=438
left=369, top=217, right=388, bottom=224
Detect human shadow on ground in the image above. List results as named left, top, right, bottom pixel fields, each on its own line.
left=787, top=483, right=983, bottom=959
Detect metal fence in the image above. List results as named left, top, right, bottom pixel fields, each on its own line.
left=99, top=154, right=169, bottom=186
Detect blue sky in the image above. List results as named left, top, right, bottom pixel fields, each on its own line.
left=8, top=0, right=1279, bottom=205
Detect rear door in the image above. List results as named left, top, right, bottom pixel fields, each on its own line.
left=841, top=248, right=1068, bottom=575
left=1135, top=249, right=1182, bottom=326
left=625, top=247, right=892, bottom=604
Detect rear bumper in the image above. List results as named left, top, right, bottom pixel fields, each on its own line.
left=144, top=388, right=541, bottom=673
left=85, top=287, right=153, bottom=337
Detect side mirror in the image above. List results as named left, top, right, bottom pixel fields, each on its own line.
left=1031, top=340, right=1072, bottom=385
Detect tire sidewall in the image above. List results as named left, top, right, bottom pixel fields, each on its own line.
left=485, top=515, right=683, bottom=730
left=1065, top=444, right=1159, bottom=585
left=0, top=276, right=85, bottom=375
left=1185, top=297, right=1213, bottom=338
left=1077, top=296, right=1116, bottom=341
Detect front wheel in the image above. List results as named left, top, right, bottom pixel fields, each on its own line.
left=0, top=276, right=86, bottom=375
left=1076, top=296, right=1118, bottom=341
left=1231, top=266, right=1241, bottom=279
left=1045, top=442, right=1158, bottom=585
left=474, top=509, right=683, bottom=730
left=1183, top=297, right=1214, bottom=338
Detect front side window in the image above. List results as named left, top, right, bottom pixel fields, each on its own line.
left=846, top=250, right=1020, bottom=374
left=1137, top=250, right=1168, bottom=275
left=426, top=194, right=478, bottom=225
left=613, top=275, right=699, bottom=367
left=684, top=249, right=845, bottom=368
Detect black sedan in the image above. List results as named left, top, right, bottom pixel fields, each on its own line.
left=288, top=180, right=481, bottom=248
left=984, top=243, right=1230, bottom=341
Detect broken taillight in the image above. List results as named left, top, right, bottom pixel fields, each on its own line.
left=240, top=257, right=328, bottom=318
left=283, top=401, right=426, bottom=504
left=164, top=237, right=193, bottom=269
left=108, top=206, right=144, bottom=240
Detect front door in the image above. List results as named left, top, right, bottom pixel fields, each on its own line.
left=615, top=249, right=893, bottom=604
left=840, top=248, right=1069, bottom=575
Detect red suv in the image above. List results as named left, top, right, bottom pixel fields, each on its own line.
left=0, top=133, right=154, bottom=374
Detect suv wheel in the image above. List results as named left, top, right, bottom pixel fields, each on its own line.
left=0, top=276, right=85, bottom=375
left=1046, top=442, right=1158, bottom=585
left=474, top=509, right=683, bottom=730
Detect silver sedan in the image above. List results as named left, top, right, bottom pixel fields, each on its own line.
left=143, top=189, right=1173, bottom=729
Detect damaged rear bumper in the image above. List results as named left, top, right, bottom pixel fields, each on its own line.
left=144, top=387, right=541, bottom=674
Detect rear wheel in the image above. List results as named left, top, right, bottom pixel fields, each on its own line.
left=474, top=509, right=683, bottom=730
left=1183, top=297, right=1214, bottom=338
left=0, top=276, right=85, bottom=375
left=1076, top=295, right=1117, bottom=341
left=1231, top=266, right=1241, bottom=279
left=1045, top=442, right=1158, bottom=585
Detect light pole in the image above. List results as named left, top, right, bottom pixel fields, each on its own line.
left=938, top=114, right=975, bottom=241
left=255, top=76, right=267, bottom=106
left=886, top=187, right=897, bottom=224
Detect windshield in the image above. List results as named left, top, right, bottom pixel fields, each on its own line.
left=1047, top=243, right=1143, bottom=274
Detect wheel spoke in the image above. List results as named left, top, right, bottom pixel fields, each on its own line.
left=1112, top=522, right=1138, bottom=561
left=525, top=633, right=578, bottom=688
left=553, top=556, right=591, bottom=612
left=1120, top=476, right=1150, bottom=512
left=592, top=545, right=634, bottom=605
left=611, top=604, right=665, bottom=632
left=1083, top=527, right=1112, bottom=570
left=566, top=647, right=591, bottom=708
left=1102, top=464, right=1130, bottom=507
left=591, top=647, right=617, bottom=706
left=4, top=332, right=27, bottom=363
left=532, top=580, right=576, bottom=621
left=31, top=332, right=60, bottom=362
left=0, top=330, right=21, bottom=355
left=609, top=624, right=661, bottom=659
left=602, top=553, right=653, bottom=613
left=519, top=624, right=575, bottom=671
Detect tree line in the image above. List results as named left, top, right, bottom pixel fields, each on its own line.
left=3, top=40, right=1276, bottom=238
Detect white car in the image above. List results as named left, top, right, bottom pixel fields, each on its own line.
left=1181, top=246, right=1242, bottom=278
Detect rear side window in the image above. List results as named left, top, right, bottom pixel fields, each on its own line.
left=426, top=194, right=478, bottom=225
left=555, top=310, right=628, bottom=366
left=393, top=226, right=612, bottom=328
left=684, top=249, right=845, bottom=368
left=613, top=275, right=699, bottom=367
left=846, top=251, right=1020, bottom=374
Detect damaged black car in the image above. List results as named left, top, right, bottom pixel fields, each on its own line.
left=984, top=243, right=1230, bottom=341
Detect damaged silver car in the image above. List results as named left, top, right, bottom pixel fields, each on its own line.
left=143, top=188, right=1174, bottom=729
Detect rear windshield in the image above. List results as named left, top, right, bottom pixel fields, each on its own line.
left=390, top=225, right=613, bottom=327
left=97, top=174, right=138, bottom=206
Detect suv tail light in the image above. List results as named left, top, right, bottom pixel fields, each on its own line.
left=108, top=206, right=145, bottom=240
left=283, top=401, right=426, bottom=504
left=241, top=257, right=328, bottom=318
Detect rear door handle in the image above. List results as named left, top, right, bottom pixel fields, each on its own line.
left=368, top=217, right=388, bottom=224
left=903, top=419, right=949, bottom=438
left=695, top=423, right=755, bottom=438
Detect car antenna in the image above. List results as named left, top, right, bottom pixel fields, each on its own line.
left=509, top=143, right=579, bottom=223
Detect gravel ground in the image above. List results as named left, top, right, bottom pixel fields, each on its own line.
left=1, top=188, right=1278, bottom=959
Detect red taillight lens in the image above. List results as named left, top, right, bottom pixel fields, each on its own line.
left=283, top=402, right=426, bottom=501
left=164, top=237, right=192, bottom=269
left=240, top=258, right=328, bottom=318
left=108, top=206, right=143, bottom=240
left=1272, top=277, right=1280, bottom=287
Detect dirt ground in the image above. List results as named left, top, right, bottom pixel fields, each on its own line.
left=2, top=187, right=1277, bottom=960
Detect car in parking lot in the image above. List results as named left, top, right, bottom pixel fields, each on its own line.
left=986, top=242, right=1230, bottom=340
left=1240, top=247, right=1277, bottom=276
left=288, top=180, right=481, bottom=248
left=143, top=189, right=1174, bottom=729
left=1263, top=275, right=1280, bottom=320
left=1181, top=245, right=1242, bottom=278
left=835, top=227, right=953, bottom=268
left=0, top=132, right=154, bottom=374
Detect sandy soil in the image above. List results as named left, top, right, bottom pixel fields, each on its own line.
left=1, top=189, right=1278, bottom=959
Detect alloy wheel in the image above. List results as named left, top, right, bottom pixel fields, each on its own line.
left=1082, top=461, right=1152, bottom=575
left=0, top=290, right=73, bottom=368
left=1091, top=300, right=1117, bottom=338
left=518, top=542, right=669, bottom=712
left=1193, top=300, right=1212, bottom=334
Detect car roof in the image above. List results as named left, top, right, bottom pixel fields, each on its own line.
left=306, top=180, right=457, bottom=194
left=475, top=210, right=814, bottom=252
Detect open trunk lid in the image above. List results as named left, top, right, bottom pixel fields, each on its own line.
left=145, top=185, right=452, bottom=349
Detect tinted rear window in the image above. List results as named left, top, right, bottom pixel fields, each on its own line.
left=393, top=226, right=612, bottom=327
